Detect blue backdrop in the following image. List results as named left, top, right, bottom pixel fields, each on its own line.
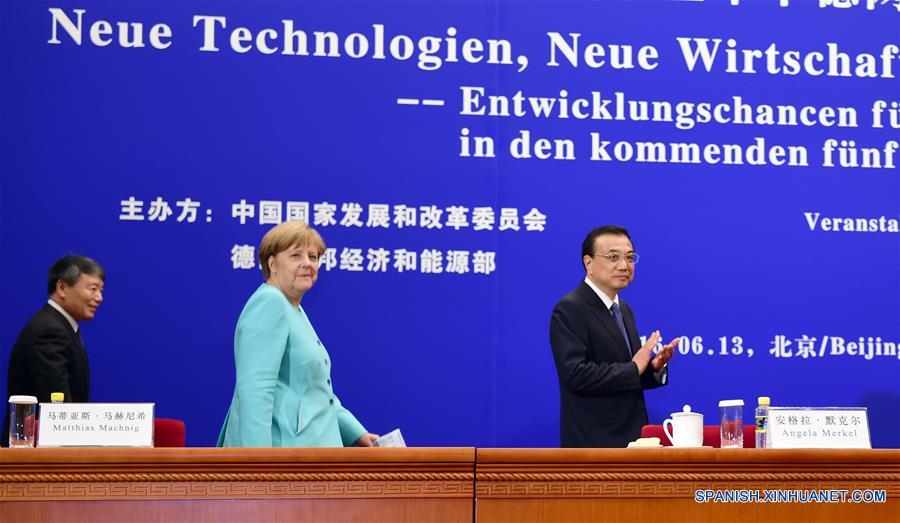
left=1, top=1, right=898, bottom=447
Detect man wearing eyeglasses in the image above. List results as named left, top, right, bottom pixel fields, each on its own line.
left=550, top=225, right=678, bottom=448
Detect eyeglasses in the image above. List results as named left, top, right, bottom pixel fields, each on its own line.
left=593, top=252, right=640, bottom=264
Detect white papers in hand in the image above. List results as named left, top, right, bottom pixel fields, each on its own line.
left=373, top=428, right=406, bottom=447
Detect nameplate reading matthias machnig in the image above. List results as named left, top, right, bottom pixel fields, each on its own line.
left=37, top=403, right=155, bottom=447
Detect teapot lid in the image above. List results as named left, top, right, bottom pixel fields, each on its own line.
left=672, top=404, right=700, bottom=416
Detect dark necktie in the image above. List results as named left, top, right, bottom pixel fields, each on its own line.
left=610, top=302, right=633, bottom=354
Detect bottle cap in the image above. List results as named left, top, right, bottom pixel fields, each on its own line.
left=718, top=399, right=744, bottom=407
left=51, top=392, right=65, bottom=403
left=757, top=396, right=770, bottom=405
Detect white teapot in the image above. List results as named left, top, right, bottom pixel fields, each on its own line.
left=663, top=405, right=704, bottom=447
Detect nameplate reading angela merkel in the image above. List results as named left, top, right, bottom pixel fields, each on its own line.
left=768, top=407, right=871, bottom=449
left=37, top=403, right=155, bottom=447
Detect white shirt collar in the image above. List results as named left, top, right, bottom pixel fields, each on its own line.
left=583, top=276, right=619, bottom=311
left=47, top=299, right=78, bottom=333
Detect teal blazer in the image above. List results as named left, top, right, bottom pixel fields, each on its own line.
left=217, top=284, right=366, bottom=447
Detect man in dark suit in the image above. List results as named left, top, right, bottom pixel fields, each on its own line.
left=550, top=226, right=677, bottom=448
left=4, top=255, right=105, bottom=445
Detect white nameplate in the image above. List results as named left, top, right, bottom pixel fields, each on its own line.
left=37, top=403, right=154, bottom=447
left=768, top=407, right=870, bottom=449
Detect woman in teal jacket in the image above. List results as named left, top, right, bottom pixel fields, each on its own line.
left=218, top=222, right=377, bottom=447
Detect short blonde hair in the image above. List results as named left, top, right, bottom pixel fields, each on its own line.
left=257, top=222, right=326, bottom=280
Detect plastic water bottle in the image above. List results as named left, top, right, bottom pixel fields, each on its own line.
left=755, top=396, right=770, bottom=448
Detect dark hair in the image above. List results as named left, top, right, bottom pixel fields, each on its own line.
left=581, top=225, right=634, bottom=261
left=47, top=255, right=105, bottom=295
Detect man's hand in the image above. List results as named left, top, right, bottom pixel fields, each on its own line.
left=652, top=337, right=679, bottom=372
left=632, top=330, right=659, bottom=374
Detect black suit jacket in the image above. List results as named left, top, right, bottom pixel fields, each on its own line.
left=4, top=304, right=90, bottom=445
left=550, top=281, right=666, bottom=448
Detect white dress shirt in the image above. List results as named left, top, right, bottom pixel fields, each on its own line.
left=582, top=277, right=667, bottom=384
left=47, top=299, right=78, bottom=333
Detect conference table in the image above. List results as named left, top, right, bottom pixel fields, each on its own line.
left=1, top=447, right=897, bottom=522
